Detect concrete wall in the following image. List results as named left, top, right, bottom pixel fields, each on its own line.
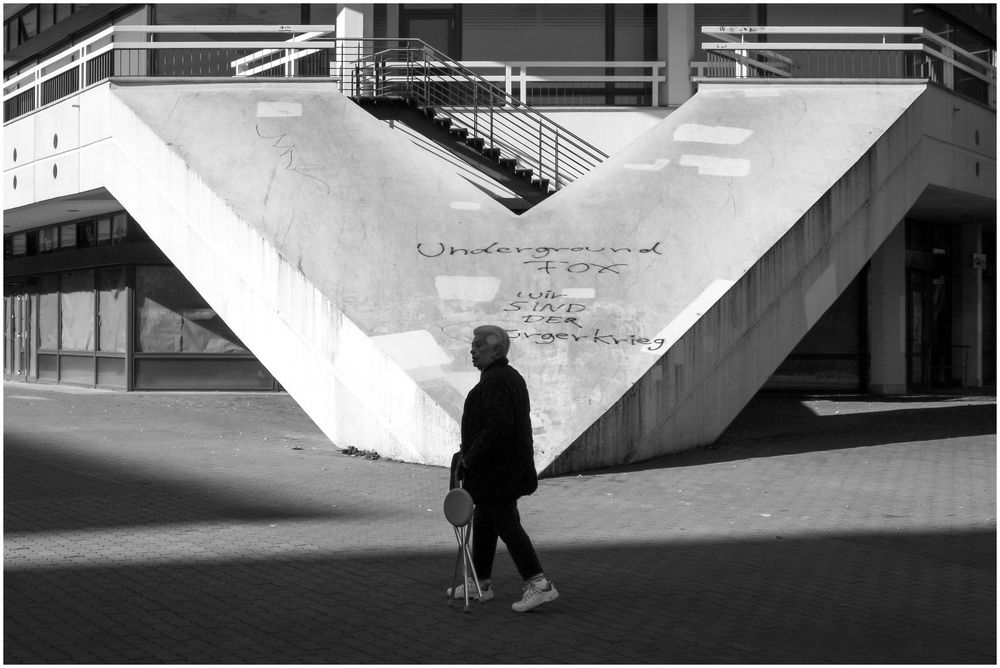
left=540, top=108, right=674, bottom=155
left=4, top=80, right=993, bottom=476
left=546, top=84, right=996, bottom=473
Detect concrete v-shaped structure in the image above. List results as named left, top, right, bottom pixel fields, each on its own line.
left=11, top=79, right=994, bottom=474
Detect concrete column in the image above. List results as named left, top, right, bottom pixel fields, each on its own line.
left=337, top=4, right=373, bottom=40
left=951, top=223, right=984, bottom=387
left=868, top=222, right=908, bottom=395
left=659, top=3, right=696, bottom=107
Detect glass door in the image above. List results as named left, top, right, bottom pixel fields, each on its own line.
left=4, top=285, right=32, bottom=381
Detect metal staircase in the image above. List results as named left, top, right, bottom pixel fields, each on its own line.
left=335, top=39, right=609, bottom=200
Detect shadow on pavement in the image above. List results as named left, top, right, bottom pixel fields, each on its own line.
left=3, top=430, right=357, bottom=533
left=4, top=528, right=994, bottom=664
left=574, top=396, right=996, bottom=476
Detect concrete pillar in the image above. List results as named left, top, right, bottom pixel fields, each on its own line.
left=659, top=3, right=696, bottom=107
left=337, top=4, right=372, bottom=40
left=868, top=222, right=908, bottom=395
left=951, top=223, right=984, bottom=387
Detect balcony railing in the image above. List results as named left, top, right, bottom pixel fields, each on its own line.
left=3, top=26, right=614, bottom=191
left=695, top=26, right=997, bottom=108
left=333, top=39, right=609, bottom=190
left=3, top=24, right=664, bottom=123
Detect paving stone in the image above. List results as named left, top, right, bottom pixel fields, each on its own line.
left=3, top=383, right=995, bottom=663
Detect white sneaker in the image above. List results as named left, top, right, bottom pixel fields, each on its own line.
left=446, top=577, right=494, bottom=601
left=511, top=580, right=559, bottom=612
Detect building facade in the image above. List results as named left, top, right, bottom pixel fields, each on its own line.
left=3, top=4, right=996, bottom=471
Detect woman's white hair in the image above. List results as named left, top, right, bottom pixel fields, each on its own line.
left=474, top=325, right=511, bottom=357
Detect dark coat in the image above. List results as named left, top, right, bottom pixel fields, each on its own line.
left=459, top=357, right=538, bottom=503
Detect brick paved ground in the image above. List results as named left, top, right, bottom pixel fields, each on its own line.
left=4, top=381, right=996, bottom=663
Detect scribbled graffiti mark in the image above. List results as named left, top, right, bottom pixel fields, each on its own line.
left=255, top=124, right=332, bottom=195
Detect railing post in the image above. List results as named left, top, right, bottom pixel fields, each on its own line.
left=538, top=123, right=543, bottom=180
left=651, top=64, right=659, bottom=107
left=519, top=65, right=528, bottom=104
left=943, top=44, right=955, bottom=90
left=554, top=130, right=560, bottom=190
left=79, top=45, right=86, bottom=91
left=505, top=64, right=512, bottom=101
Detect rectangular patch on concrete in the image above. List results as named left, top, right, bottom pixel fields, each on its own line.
left=257, top=101, right=303, bottom=117
left=679, top=155, right=751, bottom=177
left=371, top=329, right=453, bottom=371
left=435, top=275, right=501, bottom=301
left=562, top=288, right=596, bottom=299
left=624, top=158, right=670, bottom=171
left=674, top=124, right=753, bottom=145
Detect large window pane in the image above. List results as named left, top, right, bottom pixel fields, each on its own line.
left=60, top=271, right=95, bottom=351
left=154, top=4, right=302, bottom=26
left=97, top=356, right=126, bottom=388
left=134, top=357, right=273, bottom=390
left=136, top=266, right=247, bottom=354
left=38, top=275, right=58, bottom=350
left=98, top=268, right=127, bottom=353
left=463, top=4, right=604, bottom=61
left=59, top=355, right=95, bottom=385
left=38, top=353, right=57, bottom=381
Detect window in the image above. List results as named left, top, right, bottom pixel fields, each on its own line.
left=4, top=4, right=82, bottom=53
left=112, top=214, right=127, bottom=243
left=3, top=211, right=146, bottom=259
left=11, top=234, right=26, bottom=257
left=38, top=275, right=58, bottom=351
left=39, top=227, right=57, bottom=253
left=20, top=6, right=38, bottom=40
left=60, top=223, right=77, bottom=249
left=98, top=268, right=127, bottom=354
left=97, top=216, right=111, bottom=243
left=39, top=5, right=55, bottom=32
left=136, top=266, right=248, bottom=354
left=60, top=270, right=95, bottom=352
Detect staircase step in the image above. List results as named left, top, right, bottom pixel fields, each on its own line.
left=514, top=167, right=534, bottom=181
left=449, top=127, right=469, bottom=140
left=482, top=147, right=502, bottom=160
left=498, top=157, right=518, bottom=170
left=535, top=178, right=550, bottom=192
left=434, top=117, right=453, bottom=130
left=465, top=137, right=486, bottom=150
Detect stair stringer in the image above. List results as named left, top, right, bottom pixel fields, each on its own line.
left=544, top=85, right=996, bottom=475
left=80, top=88, right=462, bottom=466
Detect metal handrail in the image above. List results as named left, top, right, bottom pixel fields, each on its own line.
left=698, top=25, right=996, bottom=108
left=4, top=27, right=609, bottom=191
left=342, top=38, right=608, bottom=190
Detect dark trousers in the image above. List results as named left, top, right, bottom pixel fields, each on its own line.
left=472, top=499, right=543, bottom=581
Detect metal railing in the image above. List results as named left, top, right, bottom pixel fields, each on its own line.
left=335, top=39, right=609, bottom=190
left=697, top=26, right=997, bottom=108
left=456, top=60, right=665, bottom=107
left=3, top=25, right=340, bottom=120
left=4, top=26, right=610, bottom=191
